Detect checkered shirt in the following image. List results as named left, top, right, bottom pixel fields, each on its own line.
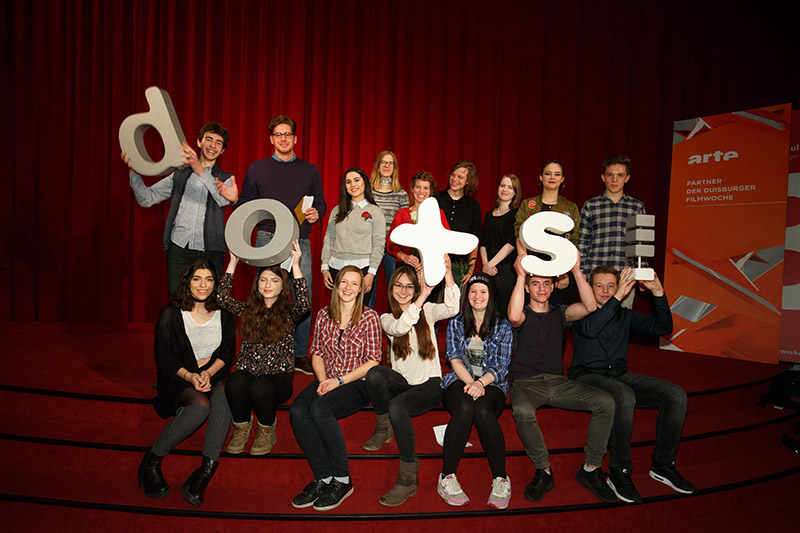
left=578, top=193, right=646, bottom=276
left=310, top=306, right=382, bottom=379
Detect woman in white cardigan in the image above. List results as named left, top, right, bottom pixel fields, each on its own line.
left=363, top=256, right=460, bottom=506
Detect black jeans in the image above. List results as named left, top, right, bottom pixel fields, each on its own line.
left=441, top=380, right=507, bottom=479
left=576, top=372, right=688, bottom=472
left=289, top=379, right=371, bottom=478
left=225, top=370, right=293, bottom=426
left=365, top=366, right=442, bottom=462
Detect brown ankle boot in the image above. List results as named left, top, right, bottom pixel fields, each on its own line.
left=380, top=458, right=419, bottom=506
left=226, top=418, right=252, bottom=454
left=363, top=413, right=394, bottom=451
left=250, top=420, right=277, bottom=455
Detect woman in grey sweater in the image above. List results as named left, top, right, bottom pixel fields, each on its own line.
left=321, top=167, right=386, bottom=306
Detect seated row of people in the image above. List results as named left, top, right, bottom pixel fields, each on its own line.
left=139, top=248, right=695, bottom=511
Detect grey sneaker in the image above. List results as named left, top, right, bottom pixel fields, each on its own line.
left=487, top=476, right=511, bottom=509
left=437, top=473, right=470, bottom=506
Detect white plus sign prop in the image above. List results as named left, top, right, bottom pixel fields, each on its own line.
left=519, top=211, right=578, bottom=276
left=389, top=197, right=478, bottom=285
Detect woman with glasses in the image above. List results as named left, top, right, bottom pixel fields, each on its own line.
left=367, top=150, right=409, bottom=308
left=321, top=167, right=386, bottom=306
left=513, top=160, right=580, bottom=305
left=289, top=266, right=382, bottom=511
left=362, top=257, right=460, bottom=506
left=480, top=174, right=522, bottom=317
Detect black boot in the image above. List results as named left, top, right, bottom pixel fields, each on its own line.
left=180, top=456, right=218, bottom=507
left=138, top=451, right=170, bottom=498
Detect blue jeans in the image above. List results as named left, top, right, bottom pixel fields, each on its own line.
left=367, top=251, right=397, bottom=308
left=365, top=366, right=442, bottom=462
left=289, top=379, right=370, bottom=478
left=256, top=231, right=312, bottom=359
left=575, top=372, right=688, bottom=472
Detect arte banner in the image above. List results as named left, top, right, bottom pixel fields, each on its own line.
left=779, top=110, right=800, bottom=363
left=661, top=104, right=791, bottom=364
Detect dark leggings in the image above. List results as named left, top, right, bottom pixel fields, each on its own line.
left=441, top=380, right=507, bottom=479
left=151, top=381, right=230, bottom=461
left=225, top=370, right=293, bottom=425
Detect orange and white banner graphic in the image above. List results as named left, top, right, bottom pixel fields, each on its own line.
left=661, top=104, right=792, bottom=364
left=779, top=110, right=800, bottom=363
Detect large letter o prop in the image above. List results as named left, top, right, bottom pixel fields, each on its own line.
left=225, top=200, right=299, bottom=267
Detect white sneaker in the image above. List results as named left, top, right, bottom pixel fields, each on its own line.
left=487, top=476, right=511, bottom=509
left=437, top=473, right=470, bottom=506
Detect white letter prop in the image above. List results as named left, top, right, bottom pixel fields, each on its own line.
left=519, top=212, right=579, bottom=277
left=118, top=86, right=187, bottom=176
left=389, top=197, right=478, bottom=286
left=225, top=200, right=299, bottom=267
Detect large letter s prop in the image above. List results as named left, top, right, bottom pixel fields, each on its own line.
left=119, top=86, right=186, bottom=176
left=519, top=212, right=578, bottom=277
left=225, top=200, right=300, bottom=267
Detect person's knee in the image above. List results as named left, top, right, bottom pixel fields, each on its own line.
left=511, top=402, right=538, bottom=425
left=365, top=365, right=388, bottom=389
left=593, top=391, right=615, bottom=415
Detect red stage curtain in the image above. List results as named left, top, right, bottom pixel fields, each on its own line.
left=5, top=0, right=800, bottom=321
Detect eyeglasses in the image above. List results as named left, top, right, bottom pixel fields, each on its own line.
left=393, top=283, right=414, bottom=291
left=379, top=160, right=395, bottom=167
left=272, top=132, right=294, bottom=138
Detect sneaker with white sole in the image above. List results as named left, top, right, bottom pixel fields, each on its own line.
left=649, top=460, right=697, bottom=494
left=438, top=473, right=470, bottom=506
left=608, top=468, right=642, bottom=504
left=487, top=476, right=511, bottom=509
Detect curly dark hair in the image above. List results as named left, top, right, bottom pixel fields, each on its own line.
left=387, top=267, right=436, bottom=361
left=170, top=258, right=221, bottom=311
left=239, top=265, right=294, bottom=344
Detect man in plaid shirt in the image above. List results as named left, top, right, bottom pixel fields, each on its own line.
left=578, top=155, right=645, bottom=308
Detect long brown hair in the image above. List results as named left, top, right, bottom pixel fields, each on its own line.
left=328, top=265, right=366, bottom=325
left=239, top=265, right=294, bottom=344
left=387, top=267, right=436, bottom=361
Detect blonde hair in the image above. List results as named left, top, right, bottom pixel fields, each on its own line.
left=328, top=265, right=366, bottom=325
left=369, top=150, right=402, bottom=193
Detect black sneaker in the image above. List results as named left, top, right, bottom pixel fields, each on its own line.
left=649, top=460, right=697, bottom=494
left=576, top=466, right=618, bottom=503
left=608, top=468, right=642, bottom=504
left=523, top=469, right=554, bottom=502
left=312, top=479, right=354, bottom=511
left=291, top=479, right=328, bottom=508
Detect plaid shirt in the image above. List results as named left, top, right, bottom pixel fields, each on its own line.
left=578, top=193, right=646, bottom=276
left=310, top=306, right=382, bottom=379
left=441, top=315, right=513, bottom=395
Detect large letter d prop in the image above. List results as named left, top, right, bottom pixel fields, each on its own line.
left=389, top=197, right=478, bottom=286
left=118, top=86, right=187, bottom=176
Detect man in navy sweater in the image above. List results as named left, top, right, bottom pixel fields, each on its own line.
left=237, top=115, right=327, bottom=375
left=568, top=266, right=697, bottom=503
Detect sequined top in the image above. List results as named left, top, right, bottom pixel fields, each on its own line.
left=218, top=273, right=310, bottom=376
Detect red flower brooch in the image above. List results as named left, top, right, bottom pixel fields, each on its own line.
left=361, top=211, right=373, bottom=221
